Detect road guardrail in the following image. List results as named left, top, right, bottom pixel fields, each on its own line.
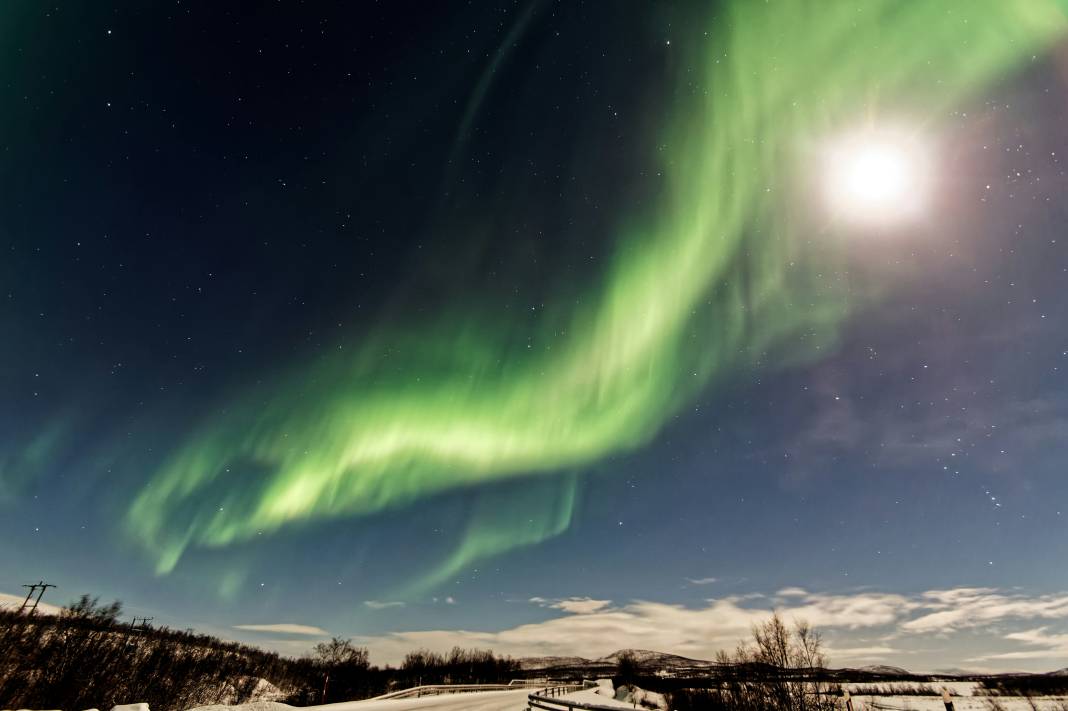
left=527, top=685, right=618, bottom=711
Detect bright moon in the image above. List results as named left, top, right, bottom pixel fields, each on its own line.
left=823, top=129, right=932, bottom=227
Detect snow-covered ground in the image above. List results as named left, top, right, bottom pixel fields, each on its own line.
left=188, top=684, right=643, bottom=711
left=189, top=689, right=534, bottom=711
left=849, top=696, right=1068, bottom=710
left=188, top=703, right=295, bottom=711
left=845, top=681, right=981, bottom=697
left=180, top=682, right=1068, bottom=711
left=37, top=684, right=1066, bottom=711
left=844, top=680, right=1068, bottom=710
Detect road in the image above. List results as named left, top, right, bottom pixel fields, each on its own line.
left=304, top=688, right=535, bottom=711
left=192, top=686, right=631, bottom=711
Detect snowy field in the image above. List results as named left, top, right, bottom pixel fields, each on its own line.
left=845, top=681, right=982, bottom=697
left=849, top=697, right=1068, bottom=710
left=843, top=681, right=1068, bottom=711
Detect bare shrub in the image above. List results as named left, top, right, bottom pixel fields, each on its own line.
left=668, top=613, right=839, bottom=711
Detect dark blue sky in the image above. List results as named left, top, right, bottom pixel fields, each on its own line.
left=2, top=1, right=1068, bottom=671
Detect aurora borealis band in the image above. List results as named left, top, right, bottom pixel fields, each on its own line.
left=125, top=0, right=1068, bottom=580
left=6, top=0, right=1068, bottom=670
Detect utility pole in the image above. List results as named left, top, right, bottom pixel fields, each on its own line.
left=18, top=583, right=37, bottom=613
left=18, top=581, right=55, bottom=614
left=31, top=582, right=55, bottom=614
left=131, top=616, right=154, bottom=630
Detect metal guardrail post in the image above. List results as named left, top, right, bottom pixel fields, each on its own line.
left=527, top=686, right=620, bottom=711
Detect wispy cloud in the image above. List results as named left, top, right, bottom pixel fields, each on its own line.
left=972, top=627, right=1068, bottom=661
left=902, top=589, right=1068, bottom=634
left=685, top=577, right=719, bottom=586
left=359, top=591, right=915, bottom=664
left=529, top=596, right=613, bottom=614
left=823, top=645, right=899, bottom=660
left=785, top=376, right=1068, bottom=479
left=364, top=600, right=406, bottom=610
left=233, top=623, right=329, bottom=636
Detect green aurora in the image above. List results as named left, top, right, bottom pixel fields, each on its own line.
left=126, top=0, right=1068, bottom=586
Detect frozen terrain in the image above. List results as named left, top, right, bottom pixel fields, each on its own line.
left=848, top=697, right=1068, bottom=710
left=844, top=680, right=1068, bottom=711
left=189, top=689, right=533, bottom=711
left=39, top=684, right=1068, bottom=711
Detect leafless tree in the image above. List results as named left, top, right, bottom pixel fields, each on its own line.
left=313, top=637, right=369, bottom=668
left=672, top=613, right=838, bottom=711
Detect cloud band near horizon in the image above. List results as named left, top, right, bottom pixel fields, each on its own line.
left=338, top=587, right=1068, bottom=672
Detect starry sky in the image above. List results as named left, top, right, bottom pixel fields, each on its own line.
left=3, top=0, right=1068, bottom=673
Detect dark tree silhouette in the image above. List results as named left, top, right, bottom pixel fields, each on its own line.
left=311, top=637, right=371, bottom=703
left=61, top=595, right=123, bottom=625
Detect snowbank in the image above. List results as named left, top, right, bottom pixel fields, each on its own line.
left=592, top=679, right=614, bottom=698
left=187, top=703, right=293, bottom=711
left=561, top=683, right=667, bottom=710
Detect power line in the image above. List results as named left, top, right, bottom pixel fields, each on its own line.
left=131, top=616, right=154, bottom=630
left=18, top=581, right=56, bottom=614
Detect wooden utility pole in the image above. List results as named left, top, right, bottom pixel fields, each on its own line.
left=131, top=616, right=154, bottom=630
left=18, top=581, right=55, bottom=614
left=18, top=584, right=37, bottom=613
left=31, top=582, right=55, bottom=614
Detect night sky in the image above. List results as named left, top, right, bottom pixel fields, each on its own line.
left=3, top=1, right=1068, bottom=672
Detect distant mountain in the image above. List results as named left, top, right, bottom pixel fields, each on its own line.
left=931, top=668, right=980, bottom=677
left=597, top=649, right=718, bottom=669
left=854, top=665, right=911, bottom=677
left=1048, top=668, right=1068, bottom=676
left=518, top=655, right=591, bottom=671
left=520, top=650, right=930, bottom=678
left=519, top=648, right=718, bottom=672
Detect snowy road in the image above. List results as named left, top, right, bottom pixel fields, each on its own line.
left=303, top=688, right=535, bottom=711
left=192, top=687, right=630, bottom=711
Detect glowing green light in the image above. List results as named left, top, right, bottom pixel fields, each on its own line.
left=125, top=0, right=1068, bottom=583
